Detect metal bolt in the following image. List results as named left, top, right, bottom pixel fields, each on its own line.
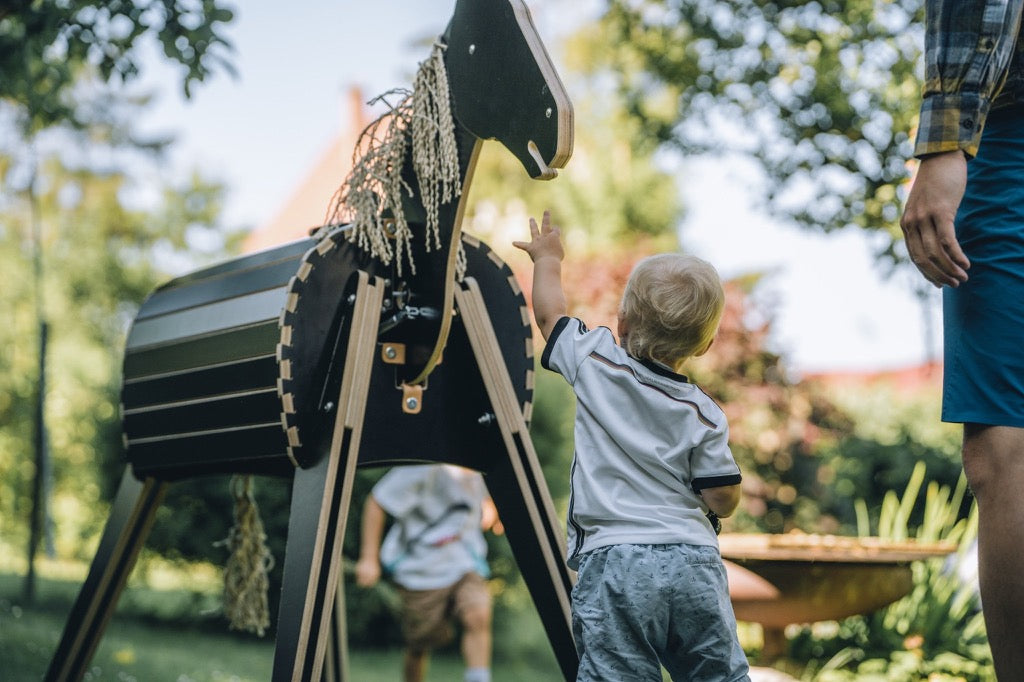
left=405, top=396, right=419, bottom=411
left=468, top=44, right=476, bottom=55
left=545, top=107, right=552, bottom=118
left=384, top=346, right=398, bottom=360
left=477, top=412, right=496, bottom=425
left=347, top=294, right=356, bottom=305
left=324, top=401, right=335, bottom=412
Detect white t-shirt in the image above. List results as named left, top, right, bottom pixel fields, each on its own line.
left=542, top=316, right=742, bottom=570
left=372, top=464, right=490, bottom=590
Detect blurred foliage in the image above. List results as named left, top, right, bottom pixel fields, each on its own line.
left=790, top=463, right=992, bottom=681
left=0, top=143, right=240, bottom=564
left=465, top=88, right=683, bottom=254
left=0, top=0, right=235, bottom=133
left=571, top=0, right=926, bottom=275
left=2, top=0, right=239, bottom=607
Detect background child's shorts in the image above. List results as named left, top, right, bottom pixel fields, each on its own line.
left=572, top=543, right=750, bottom=682
left=397, top=571, right=491, bottom=650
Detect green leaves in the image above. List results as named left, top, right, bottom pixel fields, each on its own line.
left=579, top=0, right=927, bottom=268
left=0, top=0, right=236, bottom=132
left=0, top=150, right=240, bottom=558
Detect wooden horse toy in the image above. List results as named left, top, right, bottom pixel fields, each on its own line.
left=45, top=0, right=575, bottom=680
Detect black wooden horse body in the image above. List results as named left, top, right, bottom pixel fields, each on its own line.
left=47, top=1, right=576, bottom=680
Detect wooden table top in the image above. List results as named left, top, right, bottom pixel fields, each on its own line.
left=719, top=532, right=958, bottom=563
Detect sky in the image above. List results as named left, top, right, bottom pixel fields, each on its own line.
left=136, top=0, right=942, bottom=376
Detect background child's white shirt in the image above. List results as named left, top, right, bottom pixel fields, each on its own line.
left=541, top=316, right=741, bottom=570
left=373, top=464, right=489, bottom=590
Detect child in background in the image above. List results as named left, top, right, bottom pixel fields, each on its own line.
left=514, top=210, right=750, bottom=681
left=355, top=463, right=496, bottom=682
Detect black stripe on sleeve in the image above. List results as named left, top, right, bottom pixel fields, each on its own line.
left=540, top=316, right=572, bottom=371
left=692, top=473, right=742, bottom=493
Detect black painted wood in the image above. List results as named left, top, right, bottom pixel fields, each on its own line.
left=135, top=255, right=303, bottom=321
left=123, top=321, right=281, bottom=378
left=121, top=355, right=278, bottom=407
left=444, top=0, right=572, bottom=178
left=146, top=239, right=311, bottom=294
left=43, top=471, right=166, bottom=682
left=122, top=389, right=281, bottom=440
left=285, top=233, right=532, bottom=470
left=126, top=424, right=291, bottom=479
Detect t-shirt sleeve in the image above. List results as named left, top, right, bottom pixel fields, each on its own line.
left=541, top=316, right=610, bottom=384
left=690, top=422, right=742, bottom=493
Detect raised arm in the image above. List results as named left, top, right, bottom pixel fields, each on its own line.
left=512, top=210, right=568, bottom=340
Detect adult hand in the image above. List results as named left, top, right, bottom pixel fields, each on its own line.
left=900, top=150, right=971, bottom=287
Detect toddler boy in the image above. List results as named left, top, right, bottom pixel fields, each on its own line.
left=514, top=210, right=750, bottom=681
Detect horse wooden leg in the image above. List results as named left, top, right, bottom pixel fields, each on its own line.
left=455, top=279, right=578, bottom=682
left=272, top=272, right=382, bottom=682
left=45, top=469, right=167, bottom=682
left=320, top=581, right=348, bottom=682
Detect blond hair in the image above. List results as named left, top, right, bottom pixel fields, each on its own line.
left=619, top=253, right=724, bottom=369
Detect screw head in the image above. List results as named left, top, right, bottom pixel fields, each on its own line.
left=545, top=107, right=552, bottom=118
left=405, top=397, right=419, bottom=410
left=468, top=44, right=476, bottom=55
left=384, top=346, right=397, bottom=359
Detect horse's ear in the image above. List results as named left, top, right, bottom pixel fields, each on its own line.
left=445, top=0, right=573, bottom=180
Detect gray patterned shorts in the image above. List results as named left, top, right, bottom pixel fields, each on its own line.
left=571, top=543, right=750, bottom=681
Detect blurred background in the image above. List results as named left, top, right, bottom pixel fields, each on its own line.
left=1, top=1, right=989, bottom=680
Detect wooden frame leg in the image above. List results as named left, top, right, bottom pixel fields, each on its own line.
left=272, top=272, right=382, bottom=682
left=45, top=469, right=167, bottom=682
left=321, top=579, right=349, bottom=682
left=455, top=279, right=578, bottom=681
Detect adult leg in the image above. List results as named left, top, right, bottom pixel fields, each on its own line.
left=961, top=423, right=1024, bottom=679
left=402, top=648, right=429, bottom=682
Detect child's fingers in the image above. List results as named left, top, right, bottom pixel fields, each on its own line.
left=512, top=240, right=528, bottom=251
left=529, top=216, right=539, bottom=237
left=541, top=210, right=551, bottom=233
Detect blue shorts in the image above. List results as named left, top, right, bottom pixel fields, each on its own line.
left=571, top=543, right=750, bottom=682
left=943, top=104, right=1024, bottom=427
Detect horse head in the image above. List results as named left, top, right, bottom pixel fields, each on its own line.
left=443, top=0, right=573, bottom=180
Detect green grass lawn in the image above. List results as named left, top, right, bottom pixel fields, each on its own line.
left=1, top=572, right=565, bottom=681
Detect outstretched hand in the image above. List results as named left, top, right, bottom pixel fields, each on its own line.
left=513, top=209, right=568, bottom=340
left=512, top=210, right=564, bottom=263
left=900, top=150, right=971, bottom=288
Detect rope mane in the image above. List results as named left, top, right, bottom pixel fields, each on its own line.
left=323, top=41, right=465, bottom=278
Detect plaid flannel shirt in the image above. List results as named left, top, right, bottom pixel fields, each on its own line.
left=914, top=0, right=1024, bottom=158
